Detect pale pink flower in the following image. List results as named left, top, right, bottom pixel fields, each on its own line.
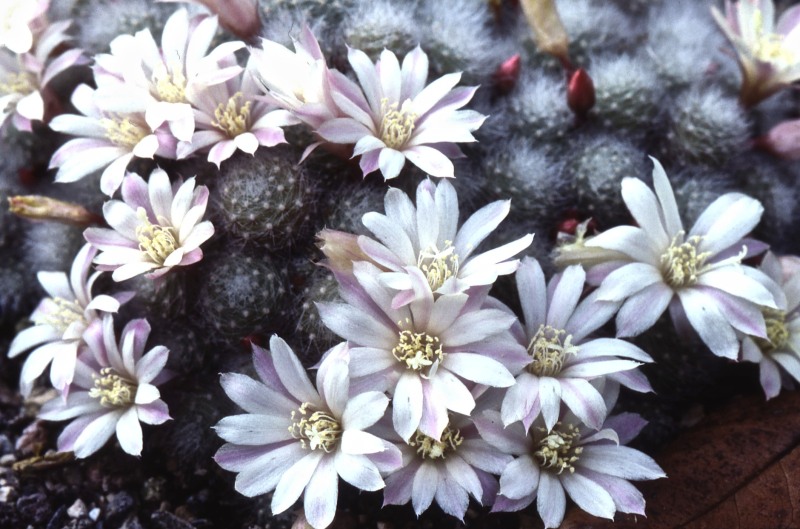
left=381, top=413, right=511, bottom=520
left=581, top=158, right=777, bottom=359
left=353, top=178, right=533, bottom=307
left=249, top=25, right=341, bottom=129
left=318, top=261, right=526, bottom=442
left=84, top=168, right=214, bottom=281
left=48, top=84, right=177, bottom=196
left=92, top=8, right=245, bottom=143
left=317, top=45, right=487, bottom=179
left=8, top=244, right=132, bottom=397
left=177, top=64, right=299, bottom=167
left=712, top=0, right=800, bottom=106
left=0, top=20, right=86, bottom=132
left=476, top=406, right=664, bottom=529
left=214, top=337, right=401, bottom=529
left=502, top=258, right=653, bottom=432
left=0, top=0, right=49, bottom=54
left=38, top=315, right=171, bottom=458
left=741, top=252, right=800, bottom=399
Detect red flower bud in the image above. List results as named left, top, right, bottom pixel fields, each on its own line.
left=567, top=68, right=595, bottom=118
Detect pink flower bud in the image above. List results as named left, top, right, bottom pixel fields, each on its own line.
left=316, top=228, right=374, bottom=275
left=492, top=54, right=521, bottom=95
left=759, top=119, right=800, bottom=159
left=159, top=0, right=260, bottom=41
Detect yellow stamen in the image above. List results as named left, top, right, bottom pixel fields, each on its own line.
left=752, top=9, right=799, bottom=67
left=42, top=297, right=85, bottom=333
left=379, top=98, right=416, bottom=149
left=212, top=92, right=251, bottom=138
left=101, top=117, right=149, bottom=149
left=409, top=426, right=463, bottom=459
left=289, top=402, right=342, bottom=452
left=135, top=208, right=177, bottom=265
left=89, top=367, right=136, bottom=407
left=152, top=61, right=187, bottom=103
left=0, top=71, right=35, bottom=95
left=660, top=233, right=711, bottom=289
left=534, top=423, right=583, bottom=474
left=418, top=241, right=459, bottom=291
left=526, top=324, right=579, bottom=377
left=756, top=308, right=790, bottom=352
left=392, top=329, right=444, bottom=372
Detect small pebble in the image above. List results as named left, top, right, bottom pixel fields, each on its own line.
left=89, top=507, right=100, bottom=521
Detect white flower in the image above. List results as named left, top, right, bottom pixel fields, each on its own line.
left=38, top=315, right=171, bottom=458
left=214, top=337, right=401, bottom=529
left=92, top=8, right=245, bottom=142
left=582, top=157, right=777, bottom=359
left=0, top=0, right=48, bottom=54
left=249, top=24, right=336, bottom=126
left=177, top=63, right=299, bottom=167
left=318, top=261, right=526, bottom=442
left=502, top=257, right=653, bottom=432
left=475, top=406, right=664, bottom=529
left=84, top=168, right=214, bottom=281
left=741, top=251, right=800, bottom=399
left=316, top=45, right=487, bottom=179
left=48, top=84, right=177, bottom=196
left=712, top=0, right=800, bottom=105
left=337, top=178, right=532, bottom=308
left=8, top=244, right=131, bottom=397
left=0, top=20, right=85, bottom=132
left=382, top=413, right=511, bottom=520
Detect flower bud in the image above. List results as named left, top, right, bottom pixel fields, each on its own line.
left=492, top=54, right=521, bottom=96
left=8, top=195, right=101, bottom=226
left=316, top=229, right=372, bottom=275
left=758, top=119, right=800, bottom=160
left=567, top=68, right=595, bottom=117
left=158, top=0, right=260, bottom=41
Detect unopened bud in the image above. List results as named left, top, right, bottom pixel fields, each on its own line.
left=493, top=54, right=521, bottom=95
left=757, top=119, right=800, bottom=159
left=316, top=228, right=372, bottom=274
left=8, top=195, right=101, bottom=226
left=158, top=0, right=261, bottom=41
left=567, top=68, right=595, bottom=118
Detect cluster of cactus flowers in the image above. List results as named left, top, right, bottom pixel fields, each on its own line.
left=5, top=0, right=800, bottom=528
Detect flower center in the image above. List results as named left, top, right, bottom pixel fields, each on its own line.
left=212, top=92, right=252, bottom=138
left=152, top=61, right=187, bottom=103
left=135, top=208, right=177, bottom=265
left=0, top=71, right=35, bottom=95
left=417, top=241, right=459, bottom=291
left=660, top=233, right=710, bottom=289
left=289, top=402, right=342, bottom=452
left=379, top=98, right=416, bottom=150
left=101, top=116, right=149, bottom=149
left=756, top=308, right=789, bottom=352
left=752, top=9, right=799, bottom=67
left=409, top=426, right=463, bottom=459
left=89, top=368, right=136, bottom=407
left=392, top=330, right=444, bottom=372
left=526, top=324, right=578, bottom=377
left=42, top=297, right=85, bottom=333
left=534, top=423, right=583, bottom=474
